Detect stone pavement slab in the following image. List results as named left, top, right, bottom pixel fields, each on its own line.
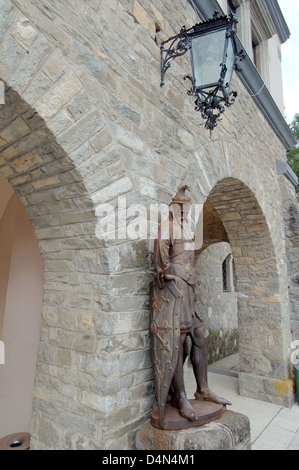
left=184, top=359, right=299, bottom=450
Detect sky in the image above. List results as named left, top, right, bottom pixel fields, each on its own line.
left=277, top=0, right=299, bottom=124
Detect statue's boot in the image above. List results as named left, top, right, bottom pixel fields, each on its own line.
left=194, top=389, right=232, bottom=406
left=171, top=395, right=199, bottom=422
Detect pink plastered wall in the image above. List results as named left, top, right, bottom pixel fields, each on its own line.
left=0, top=173, right=44, bottom=437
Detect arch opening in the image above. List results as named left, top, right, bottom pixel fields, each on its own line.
left=196, top=177, right=293, bottom=407
left=0, top=173, right=44, bottom=437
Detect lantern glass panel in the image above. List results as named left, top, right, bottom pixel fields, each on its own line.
left=224, top=37, right=235, bottom=86
left=190, top=28, right=234, bottom=90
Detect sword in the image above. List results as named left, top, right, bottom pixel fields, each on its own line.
left=165, top=276, right=183, bottom=298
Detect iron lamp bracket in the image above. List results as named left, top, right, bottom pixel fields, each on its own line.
left=160, top=12, right=246, bottom=134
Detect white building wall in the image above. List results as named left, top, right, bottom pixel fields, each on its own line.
left=223, top=0, right=286, bottom=114
left=268, top=34, right=285, bottom=115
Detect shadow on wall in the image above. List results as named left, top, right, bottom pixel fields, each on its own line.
left=0, top=173, right=44, bottom=438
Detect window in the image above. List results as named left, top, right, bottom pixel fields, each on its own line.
left=222, top=254, right=235, bottom=293
left=252, top=39, right=257, bottom=67
left=222, top=258, right=228, bottom=292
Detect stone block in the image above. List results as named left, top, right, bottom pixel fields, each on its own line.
left=0, top=117, right=30, bottom=144
left=90, top=125, right=114, bottom=153
left=0, top=36, right=24, bottom=81
left=92, top=176, right=133, bottom=205
left=43, top=49, right=68, bottom=81
left=116, top=127, right=144, bottom=155
left=32, top=175, right=61, bottom=190
left=136, top=411, right=251, bottom=450
left=239, top=372, right=295, bottom=407
left=31, top=415, right=63, bottom=450
left=109, top=95, right=141, bottom=125
left=0, top=0, right=15, bottom=42
left=11, top=152, right=43, bottom=173
left=10, top=35, right=53, bottom=92
left=133, top=1, right=156, bottom=39
left=66, top=92, right=92, bottom=122
left=13, top=13, right=35, bottom=46
left=58, top=110, right=104, bottom=154
left=47, top=109, right=74, bottom=135
left=35, top=70, right=82, bottom=121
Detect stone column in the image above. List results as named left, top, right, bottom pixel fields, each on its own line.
left=235, top=0, right=253, bottom=61
left=255, top=40, right=270, bottom=90
left=278, top=176, right=299, bottom=340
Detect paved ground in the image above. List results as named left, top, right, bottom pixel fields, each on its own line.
left=184, top=354, right=299, bottom=450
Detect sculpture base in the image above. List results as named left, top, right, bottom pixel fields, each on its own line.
left=137, top=410, right=251, bottom=450
left=150, top=399, right=224, bottom=430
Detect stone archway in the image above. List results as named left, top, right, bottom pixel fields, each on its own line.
left=0, top=84, right=109, bottom=449
left=195, top=199, right=238, bottom=363
left=0, top=0, right=295, bottom=448
left=203, top=178, right=293, bottom=407
left=195, top=240, right=238, bottom=365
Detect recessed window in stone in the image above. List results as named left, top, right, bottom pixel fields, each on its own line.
left=252, top=40, right=257, bottom=68
left=222, top=258, right=228, bottom=292
left=222, top=254, right=235, bottom=293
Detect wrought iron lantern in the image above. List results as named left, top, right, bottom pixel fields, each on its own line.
left=161, top=12, right=245, bottom=134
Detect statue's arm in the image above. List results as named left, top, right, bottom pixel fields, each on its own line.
left=154, top=222, right=171, bottom=289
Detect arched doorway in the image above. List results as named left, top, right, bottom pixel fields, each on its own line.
left=0, top=83, right=106, bottom=448
left=0, top=173, right=44, bottom=437
left=198, top=178, right=293, bottom=406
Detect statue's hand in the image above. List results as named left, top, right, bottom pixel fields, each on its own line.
left=157, top=272, right=165, bottom=289
left=163, top=274, right=176, bottom=281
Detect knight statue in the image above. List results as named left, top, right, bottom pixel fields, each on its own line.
left=150, top=185, right=231, bottom=430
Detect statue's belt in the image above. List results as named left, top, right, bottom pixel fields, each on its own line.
left=164, top=264, right=195, bottom=286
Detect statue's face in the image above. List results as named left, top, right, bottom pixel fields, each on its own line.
left=170, top=203, right=192, bottom=226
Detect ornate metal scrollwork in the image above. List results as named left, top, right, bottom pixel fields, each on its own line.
left=184, top=74, right=238, bottom=134
left=160, top=12, right=247, bottom=134
left=160, top=26, right=192, bottom=87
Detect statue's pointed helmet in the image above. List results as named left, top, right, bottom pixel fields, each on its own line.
left=170, top=185, right=191, bottom=205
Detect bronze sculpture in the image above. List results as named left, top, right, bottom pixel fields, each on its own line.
left=150, top=185, right=231, bottom=430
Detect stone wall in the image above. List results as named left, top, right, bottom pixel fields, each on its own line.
left=0, top=0, right=296, bottom=449
left=288, top=201, right=299, bottom=340
left=195, top=242, right=238, bottom=363
left=278, top=176, right=299, bottom=341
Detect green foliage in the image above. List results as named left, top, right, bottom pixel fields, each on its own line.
left=287, top=114, right=299, bottom=193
